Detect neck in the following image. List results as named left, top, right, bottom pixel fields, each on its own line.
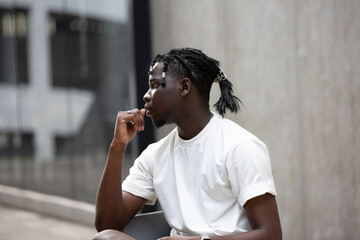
left=176, top=108, right=212, bottom=140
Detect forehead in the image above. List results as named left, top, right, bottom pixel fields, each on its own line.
left=149, top=62, right=164, bottom=78
left=148, top=61, right=177, bottom=85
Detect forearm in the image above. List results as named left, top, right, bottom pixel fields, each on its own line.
left=95, top=143, right=127, bottom=231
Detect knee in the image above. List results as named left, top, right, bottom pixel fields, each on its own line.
left=92, top=229, right=121, bottom=240
left=92, top=229, right=134, bottom=240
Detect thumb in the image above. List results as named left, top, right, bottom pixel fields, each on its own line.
left=140, top=108, right=146, bottom=117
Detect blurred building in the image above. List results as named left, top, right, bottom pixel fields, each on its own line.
left=0, top=0, right=154, bottom=204
left=0, top=0, right=133, bottom=161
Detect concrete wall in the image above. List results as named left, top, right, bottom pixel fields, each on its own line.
left=150, top=0, right=360, bottom=239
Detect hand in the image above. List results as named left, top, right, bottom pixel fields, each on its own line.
left=112, top=108, right=146, bottom=146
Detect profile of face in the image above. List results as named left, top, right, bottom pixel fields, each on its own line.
left=143, top=62, right=180, bottom=128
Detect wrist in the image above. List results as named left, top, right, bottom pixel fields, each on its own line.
left=108, top=142, right=127, bottom=159
left=110, top=141, right=127, bottom=150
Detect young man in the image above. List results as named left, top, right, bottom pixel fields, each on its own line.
left=93, top=48, right=282, bottom=240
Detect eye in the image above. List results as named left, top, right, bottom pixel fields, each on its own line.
left=150, top=82, right=159, bottom=89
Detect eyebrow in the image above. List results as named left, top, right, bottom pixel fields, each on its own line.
left=149, top=78, right=161, bottom=82
left=148, top=78, right=161, bottom=85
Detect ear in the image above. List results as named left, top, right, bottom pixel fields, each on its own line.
left=179, top=78, right=191, bottom=97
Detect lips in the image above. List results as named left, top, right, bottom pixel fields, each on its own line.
left=144, top=105, right=152, bottom=117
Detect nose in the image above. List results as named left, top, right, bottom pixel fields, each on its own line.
left=143, top=89, right=151, bottom=102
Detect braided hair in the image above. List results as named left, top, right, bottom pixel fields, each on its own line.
left=149, top=48, right=242, bottom=117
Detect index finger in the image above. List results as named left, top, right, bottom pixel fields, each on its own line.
left=128, top=108, right=145, bottom=131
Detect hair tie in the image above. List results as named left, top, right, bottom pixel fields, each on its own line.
left=214, top=71, right=227, bottom=83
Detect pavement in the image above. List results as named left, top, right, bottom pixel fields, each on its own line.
left=0, top=203, right=97, bottom=240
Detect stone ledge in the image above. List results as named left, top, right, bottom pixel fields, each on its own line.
left=0, top=184, right=95, bottom=226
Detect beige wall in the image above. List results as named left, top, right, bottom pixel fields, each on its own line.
left=150, top=0, right=360, bottom=239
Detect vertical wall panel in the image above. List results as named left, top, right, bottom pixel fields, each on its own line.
left=226, top=1, right=302, bottom=238
left=150, top=0, right=360, bottom=239
left=298, top=0, right=360, bottom=239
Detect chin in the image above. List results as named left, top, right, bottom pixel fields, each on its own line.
left=154, top=119, right=166, bottom=128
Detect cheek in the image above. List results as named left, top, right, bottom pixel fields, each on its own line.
left=151, top=86, right=177, bottom=106
left=150, top=88, right=162, bottom=105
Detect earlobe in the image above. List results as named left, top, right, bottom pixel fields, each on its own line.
left=180, top=78, right=191, bottom=97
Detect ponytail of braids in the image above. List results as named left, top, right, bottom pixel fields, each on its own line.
left=213, top=72, right=243, bottom=117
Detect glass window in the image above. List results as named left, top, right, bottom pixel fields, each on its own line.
left=0, top=8, right=28, bottom=84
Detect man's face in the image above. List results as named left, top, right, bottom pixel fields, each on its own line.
left=143, top=62, right=179, bottom=128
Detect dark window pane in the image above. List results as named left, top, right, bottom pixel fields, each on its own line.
left=0, top=8, right=28, bottom=84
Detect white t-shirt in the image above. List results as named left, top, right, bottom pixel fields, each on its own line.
left=122, top=112, right=277, bottom=236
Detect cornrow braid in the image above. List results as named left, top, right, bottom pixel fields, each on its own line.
left=148, top=48, right=243, bottom=116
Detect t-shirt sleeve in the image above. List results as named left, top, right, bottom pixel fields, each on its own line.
left=226, top=139, right=277, bottom=208
left=122, top=148, right=157, bottom=205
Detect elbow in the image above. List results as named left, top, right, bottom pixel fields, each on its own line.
left=266, top=225, right=282, bottom=240
left=94, top=215, right=124, bottom=232
left=274, top=221, right=282, bottom=240
left=253, top=225, right=282, bottom=240
left=263, top=229, right=282, bottom=240
left=278, top=229, right=283, bottom=240
left=267, top=226, right=282, bottom=240
left=94, top=216, right=105, bottom=232
left=272, top=231, right=282, bottom=240
left=94, top=217, right=103, bottom=232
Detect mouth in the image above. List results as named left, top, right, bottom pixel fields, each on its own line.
left=144, top=105, right=152, bottom=117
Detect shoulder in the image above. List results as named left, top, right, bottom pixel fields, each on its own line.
left=210, top=114, right=271, bottom=171
left=212, top=113, right=267, bottom=151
